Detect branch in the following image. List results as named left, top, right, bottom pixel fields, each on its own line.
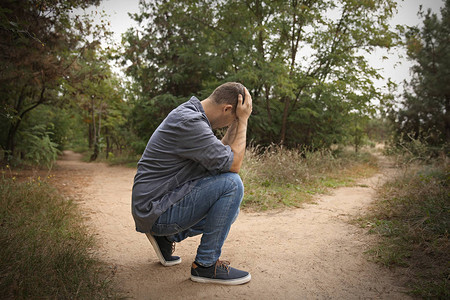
left=63, top=45, right=87, bottom=73
left=14, top=85, right=27, bottom=112
left=19, top=86, right=46, bottom=119
left=313, top=4, right=349, bottom=83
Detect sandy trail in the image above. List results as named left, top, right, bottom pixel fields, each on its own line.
left=54, top=151, right=410, bottom=299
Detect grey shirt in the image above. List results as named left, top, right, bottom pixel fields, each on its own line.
left=132, top=96, right=234, bottom=233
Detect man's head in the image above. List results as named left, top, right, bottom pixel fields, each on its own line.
left=201, top=82, right=246, bottom=129
left=208, top=82, right=245, bottom=112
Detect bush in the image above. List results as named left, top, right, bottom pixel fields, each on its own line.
left=240, top=144, right=378, bottom=210
left=15, top=124, right=60, bottom=168
left=385, top=132, right=449, bottom=165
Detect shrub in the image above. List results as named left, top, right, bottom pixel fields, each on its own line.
left=240, top=144, right=378, bottom=210
left=15, top=124, right=60, bottom=168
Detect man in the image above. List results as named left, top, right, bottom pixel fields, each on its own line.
left=132, top=82, right=253, bottom=285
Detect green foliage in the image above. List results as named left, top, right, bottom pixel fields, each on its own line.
left=346, top=113, right=371, bottom=152
left=122, top=0, right=400, bottom=148
left=0, top=0, right=132, bottom=165
left=364, top=117, right=392, bottom=142
left=391, top=1, right=450, bottom=151
left=0, top=0, right=100, bottom=162
left=130, top=93, right=186, bottom=141
left=385, top=133, right=444, bottom=166
left=361, top=161, right=449, bottom=298
left=15, top=125, right=60, bottom=168
left=59, top=41, right=132, bottom=161
left=0, top=177, right=119, bottom=299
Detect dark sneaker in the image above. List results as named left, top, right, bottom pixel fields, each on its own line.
left=145, top=233, right=181, bottom=267
left=191, top=260, right=251, bottom=285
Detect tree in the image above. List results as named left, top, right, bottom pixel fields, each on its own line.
left=392, top=0, right=450, bottom=150
left=0, top=0, right=100, bottom=162
left=68, top=46, right=128, bottom=161
left=121, top=0, right=219, bottom=140
left=122, top=0, right=399, bottom=148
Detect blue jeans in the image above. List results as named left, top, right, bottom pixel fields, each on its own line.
left=151, top=172, right=244, bottom=267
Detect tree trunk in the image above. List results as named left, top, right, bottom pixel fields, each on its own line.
left=90, top=97, right=98, bottom=161
left=105, top=127, right=110, bottom=159
left=445, top=96, right=450, bottom=144
left=3, top=86, right=44, bottom=161
left=264, top=84, right=272, bottom=124
left=90, top=143, right=99, bottom=161
left=280, top=96, right=291, bottom=144
left=88, top=123, right=94, bottom=148
left=4, top=122, right=19, bottom=161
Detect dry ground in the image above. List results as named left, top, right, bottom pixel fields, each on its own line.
left=52, top=150, right=410, bottom=299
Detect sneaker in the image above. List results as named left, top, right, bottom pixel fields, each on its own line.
left=191, top=260, right=251, bottom=285
left=145, top=233, right=181, bottom=267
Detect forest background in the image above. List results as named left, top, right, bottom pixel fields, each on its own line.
left=0, top=0, right=449, bottom=298
left=1, top=0, right=448, bottom=166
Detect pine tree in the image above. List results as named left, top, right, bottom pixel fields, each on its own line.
left=394, top=0, right=450, bottom=150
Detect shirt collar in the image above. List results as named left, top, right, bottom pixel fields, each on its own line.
left=189, top=96, right=212, bottom=128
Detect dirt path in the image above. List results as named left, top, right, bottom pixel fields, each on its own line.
left=54, top=151, right=410, bottom=299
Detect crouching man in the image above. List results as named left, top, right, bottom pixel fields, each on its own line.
left=131, top=82, right=252, bottom=285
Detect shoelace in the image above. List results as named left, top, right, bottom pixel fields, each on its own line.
left=214, top=260, right=231, bottom=276
left=171, top=241, right=176, bottom=255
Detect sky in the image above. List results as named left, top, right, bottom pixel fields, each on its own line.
left=75, top=0, right=445, bottom=95
left=370, top=0, right=445, bottom=93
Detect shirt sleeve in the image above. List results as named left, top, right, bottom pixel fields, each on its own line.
left=172, top=117, right=234, bottom=174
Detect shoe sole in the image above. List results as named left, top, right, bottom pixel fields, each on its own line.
left=190, top=273, right=251, bottom=285
left=145, top=233, right=182, bottom=267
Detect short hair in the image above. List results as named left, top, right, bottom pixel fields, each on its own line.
left=209, top=82, right=245, bottom=110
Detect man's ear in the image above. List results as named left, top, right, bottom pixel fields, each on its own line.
left=223, top=104, right=233, bottom=113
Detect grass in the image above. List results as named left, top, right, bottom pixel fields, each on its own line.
left=78, top=149, right=140, bottom=168
left=358, top=160, right=449, bottom=299
left=73, top=144, right=379, bottom=211
left=0, top=175, right=120, bottom=299
left=97, top=152, right=140, bottom=168
left=0, top=143, right=380, bottom=298
left=240, top=145, right=378, bottom=210
left=76, top=144, right=379, bottom=211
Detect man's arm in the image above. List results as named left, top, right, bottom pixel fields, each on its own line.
left=229, top=88, right=252, bottom=173
left=221, top=119, right=238, bottom=145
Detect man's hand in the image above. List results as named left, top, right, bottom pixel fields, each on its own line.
left=236, top=87, right=252, bottom=121
left=221, top=119, right=238, bottom=146
left=228, top=87, right=251, bottom=173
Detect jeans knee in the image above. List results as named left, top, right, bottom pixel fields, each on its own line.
left=223, top=172, right=244, bottom=204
